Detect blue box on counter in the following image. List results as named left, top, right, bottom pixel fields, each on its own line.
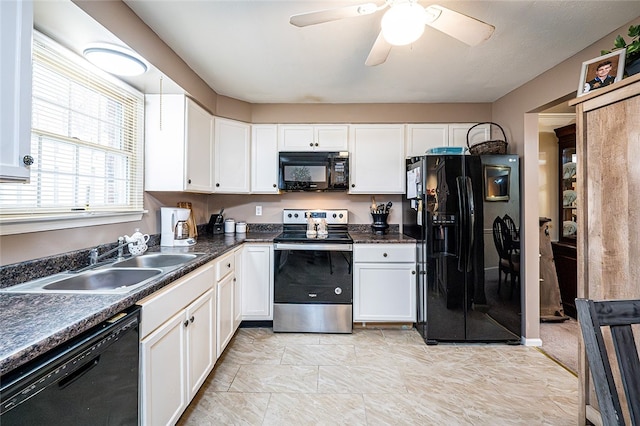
left=426, top=147, right=467, bottom=155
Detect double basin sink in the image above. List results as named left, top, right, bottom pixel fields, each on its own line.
left=2, top=253, right=206, bottom=294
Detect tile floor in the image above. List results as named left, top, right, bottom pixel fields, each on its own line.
left=177, top=328, right=578, bottom=425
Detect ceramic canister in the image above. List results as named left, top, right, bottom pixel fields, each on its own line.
left=224, top=218, right=235, bottom=233
left=235, top=221, right=247, bottom=233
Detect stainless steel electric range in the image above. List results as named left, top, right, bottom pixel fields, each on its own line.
left=273, top=209, right=353, bottom=333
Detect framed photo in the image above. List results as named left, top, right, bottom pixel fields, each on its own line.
left=577, top=49, right=626, bottom=96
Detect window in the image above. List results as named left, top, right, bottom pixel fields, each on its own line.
left=0, top=32, right=144, bottom=233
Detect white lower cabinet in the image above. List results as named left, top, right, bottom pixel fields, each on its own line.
left=138, top=264, right=216, bottom=426
left=353, top=244, right=416, bottom=322
left=216, top=272, right=235, bottom=358
left=241, top=243, right=273, bottom=320
left=215, top=249, right=240, bottom=358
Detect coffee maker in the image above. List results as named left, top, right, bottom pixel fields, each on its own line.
left=161, top=207, right=196, bottom=247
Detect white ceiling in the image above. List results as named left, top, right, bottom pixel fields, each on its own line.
left=36, top=1, right=640, bottom=104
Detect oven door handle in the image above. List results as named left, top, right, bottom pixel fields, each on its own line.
left=274, top=243, right=353, bottom=251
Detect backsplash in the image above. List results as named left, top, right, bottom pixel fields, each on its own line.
left=0, top=222, right=399, bottom=289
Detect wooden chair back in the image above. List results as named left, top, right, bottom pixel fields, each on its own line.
left=576, top=298, right=640, bottom=426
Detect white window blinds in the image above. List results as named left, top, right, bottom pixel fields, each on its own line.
left=0, top=31, right=144, bottom=216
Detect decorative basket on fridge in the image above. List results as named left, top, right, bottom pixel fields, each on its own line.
left=466, top=122, right=508, bottom=155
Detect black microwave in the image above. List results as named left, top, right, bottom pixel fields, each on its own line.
left=278, top=151, right=349, bottom=191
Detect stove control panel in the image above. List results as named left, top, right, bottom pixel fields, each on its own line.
left=282, top=209, right=348, bottom=225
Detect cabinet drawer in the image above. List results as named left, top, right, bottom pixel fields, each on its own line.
left=353, top=244, right=415, bottom=263
left=138, top=263, right=215, bottom=339
left=216, top=252, right=235, bottom=281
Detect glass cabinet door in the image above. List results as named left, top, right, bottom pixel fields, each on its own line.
left=555, top=124, right=577, bottom=245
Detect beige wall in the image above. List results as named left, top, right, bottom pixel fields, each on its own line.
left=492, top=16, right=640, bottom=342
left=251, top=103, right=492, bottom=123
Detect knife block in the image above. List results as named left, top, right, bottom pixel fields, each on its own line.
left=371, top=213, right=389, bottom=235
left=207, top=214, right=224, bottom=235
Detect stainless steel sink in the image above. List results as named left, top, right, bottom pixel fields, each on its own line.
left=1, top=252, right=206, bottom=295
left=112, top=253, right=200, bottom=269
left=1, top=268, right=163, bottom=294
left=43, top=268, right=162, bottom=292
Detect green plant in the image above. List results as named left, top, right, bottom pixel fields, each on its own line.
left=601, top=24, right=640, bottom=64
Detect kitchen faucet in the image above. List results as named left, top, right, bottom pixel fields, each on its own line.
left=89, top=236, right=128, bottom=265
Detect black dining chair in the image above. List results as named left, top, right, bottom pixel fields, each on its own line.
left=576, top=298, right=640, bottom=426
left=502, top=214, right=519, bottom=246
left=492, top=216, right=520, bottom=298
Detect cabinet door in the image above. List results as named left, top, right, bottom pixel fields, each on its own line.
left=315, top=125, right=348, bottom=151
left=233, top=249, right=243, bottom=330
left=241, top=244, right=273, bottom=320
left=353, top=263, right=416, bottom=322
left=278, top=124, right=348, bottom=151
left=214, top=117, right=250, bottom=193
left=449, top=123, right=489, bottom=149
left=251, top=124, right=279, bottom=193
left=140, top=312, right=187, bottom=426
left=185, top=98, right=214, bottom=192
left=349, top=124, right=405, bottom=194
left=405, top=124, right=448, bottom=157
left=0, top=0, right=32, bottom=182
left=186, top=289, right=215, bottom=400
left=278, top=125, right=314, bottom=151
left=216, top=273, right=235, bottom=358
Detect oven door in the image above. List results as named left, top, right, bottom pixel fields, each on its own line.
left=273, top=243, right=353, bottom=304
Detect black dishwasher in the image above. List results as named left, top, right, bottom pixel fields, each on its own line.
left=1, top=305, right=141, bottom=425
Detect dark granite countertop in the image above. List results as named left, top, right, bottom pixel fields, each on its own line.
left=0, top=232, right=277, bottom=376
left=349, top=232, right=416, bottom=244
left=0, top=229, right=412, bottom=376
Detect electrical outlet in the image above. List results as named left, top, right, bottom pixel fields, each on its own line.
left=255, top=205, right=262, bottom=216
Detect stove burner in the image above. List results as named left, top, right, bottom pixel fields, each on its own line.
left=276, top=209, right=352, bottom=244
left=274, top=231, right=352, bottom=244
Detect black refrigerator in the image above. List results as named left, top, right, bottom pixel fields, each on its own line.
left=403, top=154, right=520, bottom=344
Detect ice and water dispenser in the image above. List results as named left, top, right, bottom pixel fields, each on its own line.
left=430, top=213, right=457, bottom=256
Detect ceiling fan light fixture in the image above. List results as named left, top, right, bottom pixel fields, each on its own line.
left=381, top=2, right=426, bottom=46
left=83, top=44, right=148, bottom=76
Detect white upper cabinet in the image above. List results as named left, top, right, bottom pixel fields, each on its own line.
left=214, top=117, right=250, bottom=193
left=0, top=0, right=33, bottom=182
left=278, top=124, right=348, bottom=151
left=405, top=123, right=491, bottom=156
left=251, top=124, right=279, bottom=193
left=449, top=123, right=490, bottom=149
left=349, top=124, right=405, bottom=194
left=405, top=124, right=448, bottom=157
left=145, top=94, right=214, bottom=193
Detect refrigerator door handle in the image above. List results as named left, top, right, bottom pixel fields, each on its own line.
left=465, top=177, right=475, bottom=272
left=456, top=176, right=465, bottom=271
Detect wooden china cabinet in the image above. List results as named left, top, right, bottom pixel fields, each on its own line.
left=569, top=73, right=640, bottom=426
left=551, top=123, right=577, bottom=318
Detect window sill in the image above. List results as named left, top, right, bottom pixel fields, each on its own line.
left=0, top=211, right=147, bottom=236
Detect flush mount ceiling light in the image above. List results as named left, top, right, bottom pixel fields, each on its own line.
left=83, top=44, right=148, bottom=76
left=381, top=2, right=426, bottom=46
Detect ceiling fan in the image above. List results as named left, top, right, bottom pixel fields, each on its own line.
left=290, top=1, right=495, bottom=66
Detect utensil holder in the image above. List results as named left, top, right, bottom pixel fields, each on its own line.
left=371, top=213, right=389, bottom=235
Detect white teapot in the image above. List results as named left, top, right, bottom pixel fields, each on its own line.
left=124, top=228, right=150, bottom=256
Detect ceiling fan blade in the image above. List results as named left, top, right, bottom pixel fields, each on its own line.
left=365, top=31, right=392, bottom=66
left=290, top=3, right=379, bottom=27
left=424, top=5, right=495, bottom=46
